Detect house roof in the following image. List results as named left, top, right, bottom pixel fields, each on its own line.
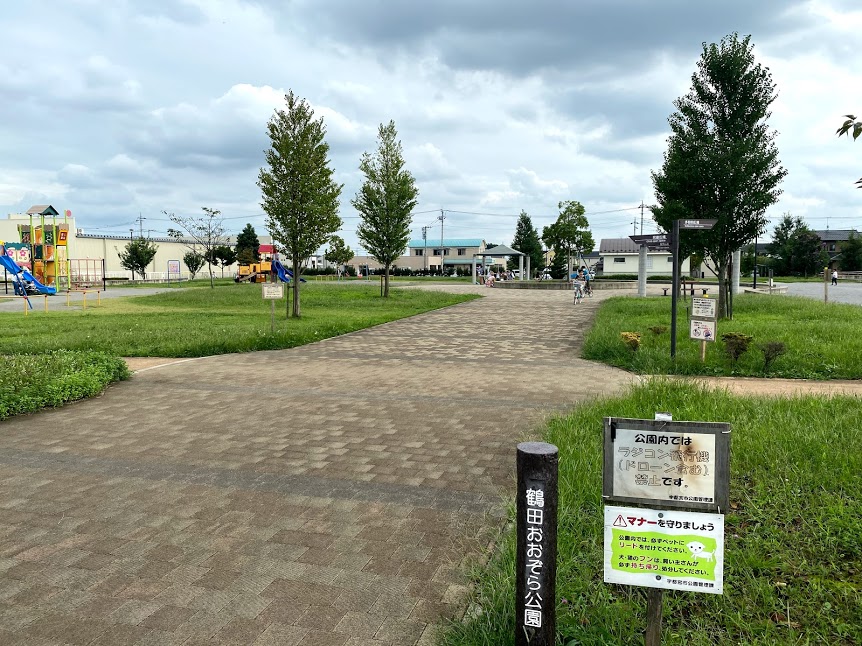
left=407, top=238, right=483, bottom=248
left=599, top=238, right=641, bottom=253
left=815, top=229, right=858, bottom=242
left=25, top=205, right=60, bottom=216
left=475, top=244, right=524, bottom=256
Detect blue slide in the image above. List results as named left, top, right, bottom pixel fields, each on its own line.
left=0, top=254, right=57, bottom=295
left=272, top=258, right=307, bottom=283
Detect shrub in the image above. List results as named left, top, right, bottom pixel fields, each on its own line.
left=620, top=332, right=641, bottom=351
left=761, top=341, right=787, bottom=372
left=721, top=332, right=754, bottom=364
left=648, top=325, right=667, bottom=335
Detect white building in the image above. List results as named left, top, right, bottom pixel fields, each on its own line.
left=599, top=238, right=689, bottom=276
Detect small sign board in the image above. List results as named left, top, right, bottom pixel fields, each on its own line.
left=168, top=260, right=181, bottom=274
left=603, top=418, right=730, bottom=512
left=679, top=219, right=717, bottom=230
left=604, top=505, right=724, bottom=594
left=690, top=319, right=716, bottom=342
left=629, top=234, right=670, bottom=251
left=691, top=297, right=716, bottom=320
left=262, top=283, right=284, bottom=300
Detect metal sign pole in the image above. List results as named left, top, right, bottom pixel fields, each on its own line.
left=670, top=219, right=680, bottom=359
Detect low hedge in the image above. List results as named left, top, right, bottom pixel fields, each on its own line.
left=0, top=351, right=130, bottom=420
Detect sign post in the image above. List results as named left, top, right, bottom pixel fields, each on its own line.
left=671, top=220, right=716, bottom=359
left=602, top=415, right=730, bottom=645
left=690, top=296, right=717, bottom=361
left=515, top=442, right=558, bottom=646
left=167, top=260, right=180, bottom=285
left=262, top=283, right=284, bottom=333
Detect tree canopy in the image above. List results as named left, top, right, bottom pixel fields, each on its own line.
left=258, top=90, right=343, bottom=316
left=767, top=215, right=827, bottom=276
left=651, top=33, right=787, bottom=318
left=166, top=207, right=228, bottom=289
left=509, top=211, right=543, bottom=277
left=118, top=237, right=158, bottom=280
left=542, top=200, right=594, bottom=275
left=324, top=235, right=354, bottom=275
left=352, top=120, right=418, bottom=297
left=836, top=115, right=862, bottom=188
left=235, top=223, right=261, bottom=264
left=183, top=251, right=205, bottom=279
left=840, top=232, right=862, bottom=271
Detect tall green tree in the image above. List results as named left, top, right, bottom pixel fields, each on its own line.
left=839, top=232, right=862, bottom=271
left=118, top=237, right=158, bottom=280
left=768, top=214, right=827, bottom=276
left=542, top=200, right=594, bottom=277
left=651, top=33, right=787, bottom=318
left=836, top=115, right=862, bottom=188
left=235, top=223, right=261, bottom=264
left=509, top=211, right=543, bottom=277
left=324, top=235, right=354, bottom=277
left=183, top=251, right=205, bottom=279
left=212, top=245, right=237, bottom=278
left=352, top=120, right=419, bottom=297
left=258, top=91, right=343, bottom=317
left=166, top=207, right=228, bottom=289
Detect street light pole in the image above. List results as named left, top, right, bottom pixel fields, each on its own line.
left=438, top=210, right=446, bottom=275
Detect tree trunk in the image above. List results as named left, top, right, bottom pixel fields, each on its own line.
left=384, top=264, right=390, bottom=297
left=208, top=261, right=214, bottom=289
left=292, top=257, right=301, bottom=318
left=716, top=256, right=728, bottom=319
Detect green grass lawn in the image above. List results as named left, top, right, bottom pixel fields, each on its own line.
left=0, top=282, right=478, bottom=357
left=439, top=380, right=862, bottom=646
left=0, top=351, right=129, bottom=420
left=582, top=294, right=862, bottom=379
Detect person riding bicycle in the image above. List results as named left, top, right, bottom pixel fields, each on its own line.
left=573, top=270, right=586, bottom=304
left=581, top=265, right=592, bottom=295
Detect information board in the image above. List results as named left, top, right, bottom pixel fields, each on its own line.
left=603, top=418, right=730, bottom=512
left=690, top=319, right=716, bottom=342
left=168, top=260, right=181, bottom=274
left=262, top=284, right=284, bottom=299
left=691, top=297, right=716, bottom=319
left=604, top=505, right=724, bottom=594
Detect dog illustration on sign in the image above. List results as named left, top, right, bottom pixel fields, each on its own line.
left=687, top=540, right=714, bottom=562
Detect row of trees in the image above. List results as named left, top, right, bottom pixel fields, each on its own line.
left=258, top=91, right=419, bottom=314
left=508, top=201, right=595, bottom=278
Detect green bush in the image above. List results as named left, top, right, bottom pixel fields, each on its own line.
left=0, top=351, right=129, bottom=420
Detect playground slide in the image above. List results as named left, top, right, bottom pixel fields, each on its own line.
left=0, top=254, right=57, bottom=295
left=272, top=259, right=307, bottom=283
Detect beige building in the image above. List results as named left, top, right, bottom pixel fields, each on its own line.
left=348, top=238, right=495, bottom=274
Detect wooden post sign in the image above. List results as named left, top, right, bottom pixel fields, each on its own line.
left=262, top=283, right=283, bottom=333
left=689, top=296, right=716, bottom=361
left=515, top=442, right=558, bottom=646
left=602, top=416, right=731, bottom=645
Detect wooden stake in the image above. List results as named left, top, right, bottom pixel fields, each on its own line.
left=645, top=588, right=663, bottom=646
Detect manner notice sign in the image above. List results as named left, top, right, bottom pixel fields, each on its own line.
left=604, top=505, right=724, bottom=594
left=603, top=418, right=730, bottom=512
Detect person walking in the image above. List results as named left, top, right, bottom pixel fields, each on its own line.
left=832, top=269, right=838, bottom=286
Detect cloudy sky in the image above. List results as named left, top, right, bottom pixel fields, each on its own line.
left=1, top=0, right=861, bottom=253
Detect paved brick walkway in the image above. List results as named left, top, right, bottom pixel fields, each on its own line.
left=0, top=286, right=635, bottom=645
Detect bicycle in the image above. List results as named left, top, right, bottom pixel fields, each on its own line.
left=573, top=280, right=585, bottom=304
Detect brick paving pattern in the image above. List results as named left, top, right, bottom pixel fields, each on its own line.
left=0, top=286, right=634, bottom=645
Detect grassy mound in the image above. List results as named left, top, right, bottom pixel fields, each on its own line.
left=0, top=351, right=129, bottom=420
left=440, top=380, right=862, bottom=646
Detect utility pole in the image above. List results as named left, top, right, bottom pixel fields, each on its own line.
left=438, top=210, right=446, bottom=275
left=640, top=201, right=645, bottom=236
left=136, top=213, right=146, bottom=238
left=422, top=226, right=428, bottom=273
left=633, top=219, right=638, bottom=235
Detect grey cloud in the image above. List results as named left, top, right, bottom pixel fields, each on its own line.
left=287, top=0, right=811, bottom=77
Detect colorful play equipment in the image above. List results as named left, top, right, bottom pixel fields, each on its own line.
left=14, top=205, right=70, bottom=290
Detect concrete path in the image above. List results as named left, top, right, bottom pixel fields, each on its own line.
left=0, top=288, right=175, bottom=314
left=0, top=286, right=635, bottom=646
